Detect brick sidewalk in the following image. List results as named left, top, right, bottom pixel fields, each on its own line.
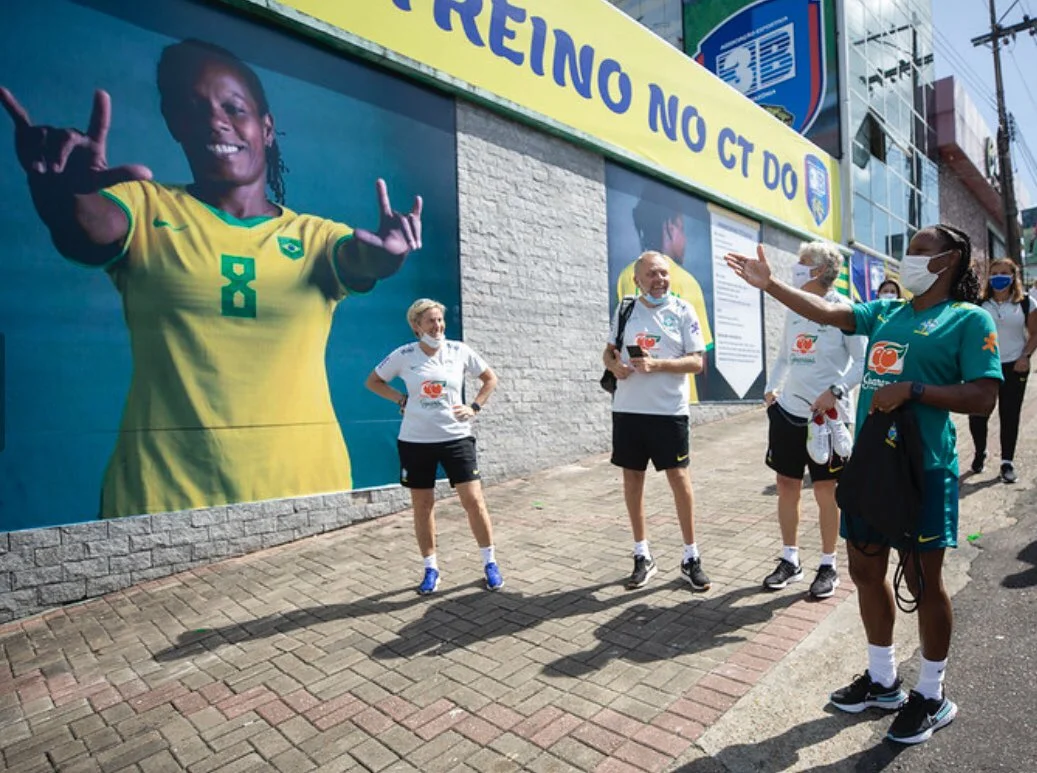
left=0, top=403, right=965, bottom=772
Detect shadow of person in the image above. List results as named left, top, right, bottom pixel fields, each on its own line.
left=544, top=584, right=801, bottom=676
left=956, top=473, right=1003, bottom=497
left=1002, top=539, right=1037, bottom=589
left=672, top=709, right=908, bottom=773
left=152, top=583, right=469, bottom=662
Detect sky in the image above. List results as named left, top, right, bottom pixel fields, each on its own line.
left=933, top=0, right=1037, bottom=210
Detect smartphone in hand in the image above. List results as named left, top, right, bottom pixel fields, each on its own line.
left=626, top=344, right=645, bottom=358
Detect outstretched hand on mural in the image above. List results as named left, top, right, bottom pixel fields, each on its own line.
left=0, top=88, right=153, bottom=194
left=724, top=244, right=773, bottom=289
left=349, top=178, right=423, bottom=280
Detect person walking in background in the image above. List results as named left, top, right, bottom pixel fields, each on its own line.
left=615, top=195, right=713, bottom=402
left=0, top=39, right=422, bottom=517
left=968, top=258, right=1037, bottom=482
left=877, top=278, right=902, bottom=300
left=725, top=224, right=1001, bottom=745
left=603, top=251, right=711, bottom=592
left=762, top=242, right=866, bottom=599
left=365, top=299, right=502, bottom=595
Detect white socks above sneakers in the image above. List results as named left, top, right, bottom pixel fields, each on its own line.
left=916, top=657, right=947, bottom=701
left=868, top=644, right=898, bottom=689
left=480, top=546, right=496, bottom=567
left=783, top=546, right=800, bottom=566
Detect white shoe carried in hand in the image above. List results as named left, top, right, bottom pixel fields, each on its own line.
left=807, top=413, right=832, bottom=465
left=825, top=409, right=854, bottom=458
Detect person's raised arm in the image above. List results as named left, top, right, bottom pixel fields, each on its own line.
left=336, top=178, right=422, bottom=292
left=0, top=88, right=152, bottom=265
left=725, top=244, right=857, bottom=332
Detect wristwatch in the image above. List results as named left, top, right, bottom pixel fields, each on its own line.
left=470, top=402, right=482, bottom=413
left=909, top=382, right=926, bottom=402
left=828, top=384, right=845, bottom=400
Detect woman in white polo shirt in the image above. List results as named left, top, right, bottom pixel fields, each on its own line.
left=968, top=258, right=1037, bottom=482
left=365, top=299, right=502, bottom=595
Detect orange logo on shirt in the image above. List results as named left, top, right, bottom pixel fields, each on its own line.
left=793, top=334, right=817, bottom=354
left=982, top=332, right=998, bottom=353
left=421, top=380, right=446, bottom=398
left=868, top=341, right=908, bottom=375
left=635, top=333, right=661, bottom=350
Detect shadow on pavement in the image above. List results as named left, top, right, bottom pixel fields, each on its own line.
left=1002, top=539, right=1037, bottom=589
left=957, top=473, right=1003, bottom=498
left=673, top=709, right=908, bottom=772
left=544, top=584, right=801, bottom=675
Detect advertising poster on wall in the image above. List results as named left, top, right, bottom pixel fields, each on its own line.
left=0, top=0, right=460, bottom=530
left=606, top=163, right=765, bottom=403
left=684, top=0, right=842, bottom=159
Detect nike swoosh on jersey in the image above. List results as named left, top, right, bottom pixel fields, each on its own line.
left=152, top=218, right=188, bottom=231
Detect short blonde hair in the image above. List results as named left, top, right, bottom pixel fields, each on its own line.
left=406, top=298, right=446, bottom=333
left=633, top=251, right=668, bottom=280
left=797, top=241, right=842, bottom=289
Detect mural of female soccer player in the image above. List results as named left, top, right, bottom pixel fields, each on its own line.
left=0, top=0, right=460, bottom=528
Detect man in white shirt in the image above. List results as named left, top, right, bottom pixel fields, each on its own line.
left=762, top=241, right=866, bottom=598
left=603, top=251, right=711, bottom=591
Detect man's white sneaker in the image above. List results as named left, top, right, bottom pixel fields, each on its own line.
left=807, top=414, right=832, bottom=465
left=825, top=409, right=854, bottom=458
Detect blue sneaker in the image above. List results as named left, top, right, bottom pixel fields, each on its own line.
left=417, top=567, right=440, bottom=595
left=484, top=562, right=504, bottom=591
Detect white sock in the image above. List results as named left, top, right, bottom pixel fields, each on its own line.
left=634, top=540, right=651, bottom=558
left=867, top=644, right=897, bottom=689
left=683, top=543, right=700, bottom=562
left=782, top=545, right=800, bottom=567
left=480, top=545, right=496, bottom=567
left=915, top=657, right=947, bottom=701
left=820, top=552, right=837, bottom=569
left=1001, top=459, right=1013, bottom=467
left=423, top=554, right=438, bottom=570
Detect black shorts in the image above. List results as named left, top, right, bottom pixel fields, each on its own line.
left=611, top=412, right=690, bottom=472
left=398, top=436, right=481, bottom=489
left=765, top=403, right=846, bottom=481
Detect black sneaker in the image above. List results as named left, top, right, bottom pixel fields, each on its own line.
left=680, top=557, right=711, bottom=590
left=763, top=558, right=803, bottom=590
left=829, top=671, right=907, bottom=713
left=808, top=565, right=840, bottom=599
left=626, top=555, right=657, bottom=589
left=970, top=451, right=986, bottom=474
left=1000, top=462, right=1018, bottom=483
left=887, top=690, right=958, bottom=744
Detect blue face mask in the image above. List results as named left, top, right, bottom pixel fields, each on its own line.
left=641, top=292, right=669, bottom=306
left=989, top=275, right=1012, bottom=292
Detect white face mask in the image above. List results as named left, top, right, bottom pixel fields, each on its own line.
left=878, top=291, right=898, bottom=300
left=900, top=251, right=951, bottom=296
left=420, top=333, right=443, bottom=349
left=791, top=263, right=815, bottom=288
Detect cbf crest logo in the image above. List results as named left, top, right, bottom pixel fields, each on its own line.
left=694, top=0, right=827, bottom=136
left=804, top=154, right=830, bottom=226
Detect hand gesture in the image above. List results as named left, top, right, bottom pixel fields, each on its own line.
left=353, top=178, right=422, bottom=279
left=0, top=88, right=152, bottom=194
left=724, top=244, right=773, bottom=289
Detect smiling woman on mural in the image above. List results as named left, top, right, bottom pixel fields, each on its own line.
left=0, top=38, right=423, bottom=518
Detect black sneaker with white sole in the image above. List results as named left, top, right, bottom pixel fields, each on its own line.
left=1001, top=462, right=1018, bottom=483
left=626, top=555, right=657, bottom=589
left=763, top=558, right=803, bottom=590
left=829, top=671, right=908, bottom=713
left=886, top=690, right=958, bottom=744
left=680, top=557, right=711, bottom=590
left=808, top=565, right=840, bottom=599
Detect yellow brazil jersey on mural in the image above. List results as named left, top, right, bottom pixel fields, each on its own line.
left=616, top=257, right=714, bottom=403
left=96, top=181, right=354, bottom=518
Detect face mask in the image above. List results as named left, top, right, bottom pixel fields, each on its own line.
left=641, top=291, right=669, bottom=307
left=420, top=333, right=443, bottom=349
left=900, top=253, right=948, bottom=296
left=878, top=292, right=898, bottom=300
left=989, top=275, right=1012, bottom=292
left=791, top=264, right=815, bottom=288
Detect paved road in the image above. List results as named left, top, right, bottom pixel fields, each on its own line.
left=1, top=391, right=1035, bottom=772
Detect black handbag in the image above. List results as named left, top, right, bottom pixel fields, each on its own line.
left=601, top=297, right=636, bottom=394
left=836, top=406, right=925, bottom=549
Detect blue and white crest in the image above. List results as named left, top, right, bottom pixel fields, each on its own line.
left=694, top=0, right=826, bottom=136
left=804, top=153, right=830, bottom=226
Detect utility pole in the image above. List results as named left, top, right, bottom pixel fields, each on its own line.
left=972, top=3, right=1037, bottom=264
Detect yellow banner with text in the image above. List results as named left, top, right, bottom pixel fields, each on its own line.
left=279, top=0, right=841, bottom=241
